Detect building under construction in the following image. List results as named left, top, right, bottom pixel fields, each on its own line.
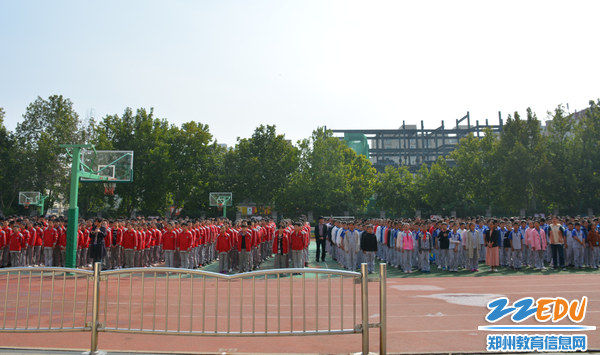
left=332, top=112, right=503, bottom=172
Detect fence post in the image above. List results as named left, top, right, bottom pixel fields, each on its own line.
left=380, top=263, right=387, bottom=355
left=360, top=263, right=369, bottom=355
left=89, top=262, right=102, bottom=355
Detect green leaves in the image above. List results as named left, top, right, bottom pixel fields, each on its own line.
left=4, top=96, right=600, bottom=218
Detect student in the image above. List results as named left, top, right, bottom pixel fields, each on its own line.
left=519, top=220, right=529, bottom=267
left=216, top=225, right=230, bottom=274
left=345, top=221, right=360, bottom=271
left=498, top=221, right=508, bottom=267
left=238, top=223, right=253, bottom=273
left=273, top=223, right=290, bottom=270
left=9, top=225, right=23, bottom=267
left=360, top=225, right=378, bottom=274
left=417, top=224, right=433, bottom=273
left=43, top=221, right=57, bottom=267
left=123, top=222, right=139, bottom=268
left=401, top=223, right=414, bottom=273
left=58, top=222, right=68, bottom=267
left=501, top=222, right=511, bottom=268
left=572, top=222, right=586, bottom=269
left=0, top=224, right=6, bottom=267
left=464, top=222, right=480, bottom=272
left=436, top=223, right=450, bottom=270
left=477, top=220, right=486, bottom=263
left=448, top=223, right=461, bottom=272
left=530, top=221, right=547, bottom=270
left=588, top=222, right=599, bottom=269
left=509, top=222, right=523, bottom=270
left=485, top=220, right=500, bottom=272
left=290, top=222, right=306, bottom=272
left=548, top=217, right=566, bottom=271
left=458, top=222, right=467, bottom=269
left=564, top=222, right=575, bottom=267
left=178, top=223, right=192, bottom=269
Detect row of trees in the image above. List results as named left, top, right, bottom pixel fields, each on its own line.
left=0, top=96, right=376, bottom=219
left=1, top=95, right=599, bottom=219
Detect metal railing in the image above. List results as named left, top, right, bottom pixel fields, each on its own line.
left=0, top=263, right=387, bottom=355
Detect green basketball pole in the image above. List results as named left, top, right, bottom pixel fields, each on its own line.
left=60, top=144, right=108, bottom=269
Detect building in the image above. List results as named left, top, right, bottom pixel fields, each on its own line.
left=333, top=112, right=503, bottom=172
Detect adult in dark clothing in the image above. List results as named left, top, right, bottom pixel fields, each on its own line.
left=89, top=219, right=107, bottom=267
left=360, top=225, right=378, bottom=273
left=314, top=216, right=328, bottom=262
left=485, top=220, right=500, bottom=272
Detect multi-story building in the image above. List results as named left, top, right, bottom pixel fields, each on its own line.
left=333, top=112, right=504, bottom=172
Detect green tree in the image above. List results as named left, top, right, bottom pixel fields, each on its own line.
left=421, top=156, right=457, bottom=213
left=90, top=108, right=172, bottom=215
left=374, top=165, right=415, bottom=216
left=575, top=100, right=600, bottom=213
left=0, top=108, right=24, bottom=215
left=15, top=95, right=87, bottom=211
left=494, top=108, right=545, bottom=213
left=231, top=125, right=299, bottom=208
left=277, top=127, right=376, bottom=218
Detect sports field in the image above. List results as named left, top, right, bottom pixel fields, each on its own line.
left=1, top=241, right=599, bottom=354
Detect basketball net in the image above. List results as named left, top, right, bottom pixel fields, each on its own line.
left=104, top=179, right=117, bottom=196
left=24, top=202, right=30, bottom=209
left=217, top=202, right=223, bottom=211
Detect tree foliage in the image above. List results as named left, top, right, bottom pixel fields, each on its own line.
left=3, top=95, right=600, bottom=219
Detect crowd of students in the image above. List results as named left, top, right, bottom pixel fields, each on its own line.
left=318, top=215, right=600, bottom=274
left=0, top=215, right=312, bottom=274
left=3, top=214, right=599, bottom=276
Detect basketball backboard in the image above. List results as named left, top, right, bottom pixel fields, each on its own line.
left=19, top=191, right=41, bottom=205
left=209, top=192, right=233, bottom=206
left=80, top=150, right=134, bottom=183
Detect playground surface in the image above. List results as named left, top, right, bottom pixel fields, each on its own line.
left=1, top=241, right=599, bottom=354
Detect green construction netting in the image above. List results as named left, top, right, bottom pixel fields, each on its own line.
left=344, top=133, right=370, bottom=157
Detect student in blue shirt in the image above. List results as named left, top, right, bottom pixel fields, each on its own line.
left=572, top=222, right=586, bottom=269
left=509, top=221, right=523, bottom=270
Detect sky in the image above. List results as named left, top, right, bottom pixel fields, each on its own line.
left=1, top=0, right=599, bottom=147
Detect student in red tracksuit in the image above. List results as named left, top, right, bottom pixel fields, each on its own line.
left=58, top=224, right=68, bottom=267
left=77, top=224, right=85, bottom=267
left=112, top=222, right=123, bottom=269
left=216, top=225, right=231, bottom=274
left=290, top=222, right=307, bottom=272
left=9, top=225, right=23, bottom=267
left=43, top=221, right=58, bottom=267
left=237, top=224, right=253, bottom=273
left=273, top=224, right=290, bottom=269
left=122, top=223, right=138, bottom=268
left=135, top=224, right=145, bottom=267
left=0, top=226, right=6, bottom=267
left=81, top=226, right=91, bottom=267
left=32, top=223, right=43, bottom=266
left=178, top=224, right=192, bottom=269
left=55, top=222, right=66, bottom=266
left=162, top=224, right=177, bottom=268
left=20, top=224, right=30, bottom=267
left=1, top=219, right=10, bottom=267
left=104, top=226, right=113, bottom=269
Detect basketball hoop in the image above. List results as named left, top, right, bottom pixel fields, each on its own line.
left=104, top=179, right=117, bottom=196
left=24, top=202, right=30, bottom=209
left=217, top=202, right=223, bottom=211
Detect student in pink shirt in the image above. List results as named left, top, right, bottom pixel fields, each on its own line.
left=530, top=221, right=547, bottom=270
left=401, top=224, right=414, bottom=273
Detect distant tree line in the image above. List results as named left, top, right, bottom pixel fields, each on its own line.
left=1, top=95, right=599, bottom=219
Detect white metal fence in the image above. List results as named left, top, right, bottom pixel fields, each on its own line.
left=0, top=263, right=387, bottom=355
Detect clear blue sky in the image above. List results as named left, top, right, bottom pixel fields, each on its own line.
left=1, top=0, right=599, bottom=146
